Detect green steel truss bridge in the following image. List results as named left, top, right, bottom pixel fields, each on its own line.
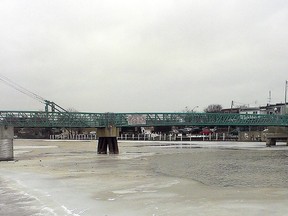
left=1, top=110, right=288, bottom=128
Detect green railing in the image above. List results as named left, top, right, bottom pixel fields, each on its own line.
left=1, top=111, right=288, bottom=128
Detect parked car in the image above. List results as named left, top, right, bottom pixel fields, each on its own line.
left=199, top=128, right=213, bottom=135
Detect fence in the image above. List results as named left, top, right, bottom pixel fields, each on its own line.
left=49, top=133, right=240, bottom=141
left=117, top=133, right=239, bottom=141
left=50, top=134, right=97, bottom=140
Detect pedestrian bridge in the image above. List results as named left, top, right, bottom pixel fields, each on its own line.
left=1, top=110, right=288, bottom=128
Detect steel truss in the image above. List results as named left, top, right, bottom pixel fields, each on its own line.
left=1, top=111, right=288, bottom=128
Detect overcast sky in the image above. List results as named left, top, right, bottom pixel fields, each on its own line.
left=0, top=0, right=287, bottom=113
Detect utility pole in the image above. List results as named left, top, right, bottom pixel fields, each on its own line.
left=285, top=80, right=288, bottom=114
left=230, top=100, right=234, bottom=112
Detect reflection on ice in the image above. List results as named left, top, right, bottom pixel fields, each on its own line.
left=113, top=180, right=180, bottom=196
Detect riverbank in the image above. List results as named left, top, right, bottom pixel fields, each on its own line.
left=0, top=139, right=287, bottom=215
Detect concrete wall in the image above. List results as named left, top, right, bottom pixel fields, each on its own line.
left=266, top=126, right=288, bottom=134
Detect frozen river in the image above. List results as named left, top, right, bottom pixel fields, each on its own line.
left=0, top=139, right=288, bottom=215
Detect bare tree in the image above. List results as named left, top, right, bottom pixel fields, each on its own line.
left=204, top=104, right=223, bottom=113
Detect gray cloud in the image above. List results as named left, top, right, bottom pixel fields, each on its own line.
left=0, top=0, right=288, bottom=112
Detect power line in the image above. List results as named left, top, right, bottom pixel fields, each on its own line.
left=0, top=74, right=46, bottom=104
left=0, top=73, right=70, bottom=113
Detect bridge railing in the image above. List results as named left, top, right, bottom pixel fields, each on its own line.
left=0, top=111, right=288, bottom=128
left=120, top=112, right=288, bottom=127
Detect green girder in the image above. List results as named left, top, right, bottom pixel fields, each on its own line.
left=1, top=111, right=288, bottom=128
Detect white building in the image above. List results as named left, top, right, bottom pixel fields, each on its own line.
left=239, top=107, right=265, bottom=115
left=260, top=103, right=287, bottom=115
left=238, top=103, right=287, bottom=115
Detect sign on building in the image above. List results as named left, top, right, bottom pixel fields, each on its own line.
left=127, top=115, right=146, bottom=125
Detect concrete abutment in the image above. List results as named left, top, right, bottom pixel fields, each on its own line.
left=0, top=126, right=14, bottom=161
left=265, top=126, right=288, bottom=147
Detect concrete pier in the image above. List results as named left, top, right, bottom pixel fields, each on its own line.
left=0, top=126, right=14, bottom=161
left=97, top=127, right=119, bottom=154
left=266, top=126, right=288, bottom=147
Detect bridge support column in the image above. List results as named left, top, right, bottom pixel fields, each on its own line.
left=97, top=127, right=119, bottom=154
left=265, top=126, right=288, bottom=147
left=266, top=138, right=276, bottom=147
left=0, top=126, right=14, bottom=161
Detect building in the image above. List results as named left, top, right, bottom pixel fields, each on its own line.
left=260, top=103, right=287, bottom=115
left=221, top=103, right=288, bottom=115
left=221, top=108, right=240, bottom=113
left=239, top=107, right=266, bottom=115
